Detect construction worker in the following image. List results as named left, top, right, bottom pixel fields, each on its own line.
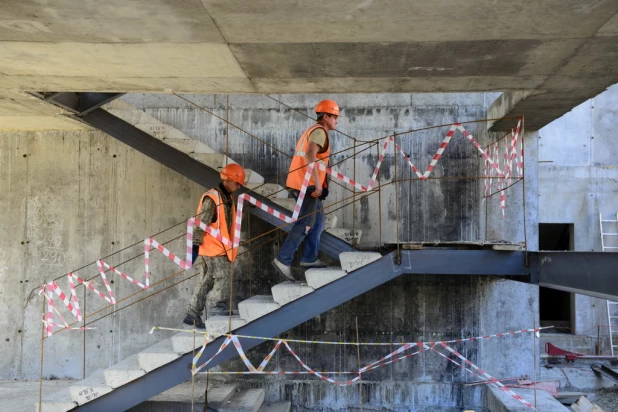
left=272, top=99, right=340, bottom=282
left=183, top=163, right=246, bottom=329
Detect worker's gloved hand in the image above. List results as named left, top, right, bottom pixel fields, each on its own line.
left=318, top=187, right=328, bottom=200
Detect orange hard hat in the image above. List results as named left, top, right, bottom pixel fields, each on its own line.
left=315, top=99, right=340, bottom=116
left=220, top=163, right=246, bottom=185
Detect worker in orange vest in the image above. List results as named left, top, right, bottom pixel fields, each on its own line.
left=183, top=163, right=246, bottom=329
left=272, top=99, right=340, bottom=281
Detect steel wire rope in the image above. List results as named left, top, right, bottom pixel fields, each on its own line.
left=44, top=185, right=387, bottom=337
left=31, top=120, right=519, bottom=304
left=37, top=107, right=523, bottom=333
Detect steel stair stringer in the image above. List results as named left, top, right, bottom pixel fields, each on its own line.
left=75, top=249, right=533, bottom=411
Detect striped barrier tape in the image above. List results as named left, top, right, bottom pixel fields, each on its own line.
left=151, top=326, right=547, bottom=346
left=435, top=341, right=535, bottom=409
left=483, top=120, right=523, bottom=217
left=156, top=325, right=543, bottom=393
left=41, top=120, right=522, bottom=336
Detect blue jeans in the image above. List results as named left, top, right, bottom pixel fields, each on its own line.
left=276, top=195, right=324, bottom=266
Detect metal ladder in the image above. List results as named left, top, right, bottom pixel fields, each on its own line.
left=600, top=213, right=618, bottom=355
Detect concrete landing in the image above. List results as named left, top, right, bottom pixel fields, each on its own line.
left=219, top=388, right=265, bottom=412
left=35, top=387, right=77, bottom=412
left=487, top=386, right=569, bottom=411
left=127, top=382, right=240, bottom=411
left=258, top=401, right=292, bottom=412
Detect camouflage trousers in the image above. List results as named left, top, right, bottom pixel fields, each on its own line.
left=187, top=255, right=231, bottom=319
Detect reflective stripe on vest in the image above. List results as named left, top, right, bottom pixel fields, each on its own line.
left=196, top=188, right=238, bottom=262
left=286, top=124, right=330, bottom=191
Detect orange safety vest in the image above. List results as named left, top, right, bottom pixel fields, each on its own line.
left=286, top=124, right=331, bottom=191
left=196, top=188, right=238, bottom=262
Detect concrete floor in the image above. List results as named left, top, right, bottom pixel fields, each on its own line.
left=0, top=379, right=75, bottom=412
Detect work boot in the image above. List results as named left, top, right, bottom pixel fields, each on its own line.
left=300, top=259, right=327, bottom=268
left=183, top=313, right=206, bottom=329
left=272, top=258, right=296, bottom=282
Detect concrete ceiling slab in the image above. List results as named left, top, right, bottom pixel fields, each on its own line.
left=251, top=76, right=547, bottom=94
left=201, top=0, right=618, bottom=43
left=231, top=39, right=584, bottom=79
left=0, top=76, right=256, bottom=94
left=1, top=0, right=223, bottom=43
left=0, top=0, right=617, bottom=130
left=0, top=91, right=87, bottom=130
left=0, top=43, right=246, bottom=79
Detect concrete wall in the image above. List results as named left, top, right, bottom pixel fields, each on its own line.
left=123, top=93, right=506, bottom=246
left=1, top=93, right=542, bottom=410
left=537, top=83, right=618, bottom=335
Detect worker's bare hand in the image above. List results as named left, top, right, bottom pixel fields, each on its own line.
left=313, top=186, right=323, bottom=198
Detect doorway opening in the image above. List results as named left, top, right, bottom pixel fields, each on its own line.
left=539, top=223, right=574, bottom=333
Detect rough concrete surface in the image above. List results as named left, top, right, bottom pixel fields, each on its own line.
left=0, top=379, right=74, bottom=412
left=0, top=1, right=618, bottom=129
left=487, top=386, right=568, bottom=411
left=2, top=84, right=618, bottom=409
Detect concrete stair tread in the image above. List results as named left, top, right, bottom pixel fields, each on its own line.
left=339, top=251, right=382, bottom=272
left=271, top=281, right=315, bottom=305
left=191, top=153, right=237, bottom=170
left=245, top=169, right=265, bottom=184
left=324, top=214, right=338, bottom=229
left=36, top=388, right=77, bottom=412
left=219, top=388, right=265, bottom=412
left=138, top=338, right=182, bottom=372
left=70, top=369, right=113, bottom=405
left=272, top=198, right=296, bottom=211
left=238, top=295, right=281, bottom=323
left=246, top=183, right=289, bottom=198
left=305, top=267, right=347, bottom=289
left=206, top=315, right=247, bottom=337
left=171, top=330, right=213, bottom=354
left=104, top=354, right=146, bottom=389
left=258, top=401, right=292, bottom=412
left=326, top=228, right=363, bottom=244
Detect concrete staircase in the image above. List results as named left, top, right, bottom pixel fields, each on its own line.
left=35, top=100, right=379, bottom=410
left=37, top=251, right=382, bottom=411
left=103, top=99, right=361, bottom=244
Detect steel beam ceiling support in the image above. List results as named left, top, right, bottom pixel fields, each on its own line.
left=534, top=251, right=618, bottom=301
left=76, top=249, right=528, bottom=411
left=33, top=92, right=124, bottom=116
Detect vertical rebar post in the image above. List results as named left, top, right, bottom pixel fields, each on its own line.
left=355, top=317, right=363, bottom=411
left=82, top=286, right=87, bottom=379
left=393, top=132, right=401, bottom=265
left=225, top=94, right=230, bottom=165
left=352, top=138, right=357, bottom=246
left=376, top=142, right=383, bottom=254
left=38, top=293, right=45, bottom=412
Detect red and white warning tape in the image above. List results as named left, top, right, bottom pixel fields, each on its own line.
left=182, top=325, right=539, bottom=406
left=41, top=120, right=523, bottom=336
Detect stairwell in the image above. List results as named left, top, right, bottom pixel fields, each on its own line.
left=37, top=99, right=379, bottom=411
